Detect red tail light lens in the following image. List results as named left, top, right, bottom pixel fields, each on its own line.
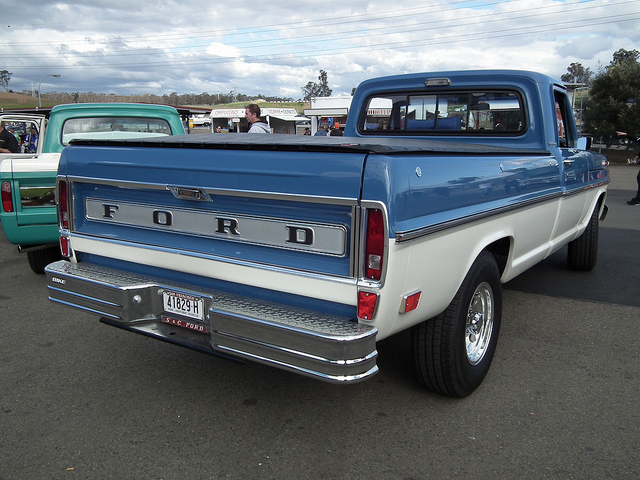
left=364, top=208, right=384, bottom=280
left=58, top=180, right=69, bottom=229
left=1, top=181, right=14, bottom=213
left=60, top=236, right=69, bottom=257
left=357, top=291, right=378, bottom=320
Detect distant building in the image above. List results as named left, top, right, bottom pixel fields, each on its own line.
left=304, top=96, right=352, bottom=135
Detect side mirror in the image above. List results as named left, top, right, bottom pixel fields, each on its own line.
left=577, top=136, right=592, bottom=151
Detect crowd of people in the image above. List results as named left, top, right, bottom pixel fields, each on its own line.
left=309, top=122, right=343, bottom=136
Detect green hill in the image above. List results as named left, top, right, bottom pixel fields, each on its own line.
left=1, top=91, right=307, bottom=113
left=0, top=91, right=43, bottom=109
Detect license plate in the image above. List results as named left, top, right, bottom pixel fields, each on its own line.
left=162, top=290, right=204, bottom=321
left=162, top=315, right=208, bottom=334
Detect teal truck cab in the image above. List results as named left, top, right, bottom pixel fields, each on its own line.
left=1, top=103, right=185, bottom=273
left=45, top=71, right=608, bottom=396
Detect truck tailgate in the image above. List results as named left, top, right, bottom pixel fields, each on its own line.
left=59, top=140, right=367, bottom=281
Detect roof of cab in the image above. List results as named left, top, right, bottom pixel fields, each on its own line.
left=354, top=69, right=563, bottom=93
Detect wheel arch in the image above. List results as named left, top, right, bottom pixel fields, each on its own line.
left=595, top=191, right=608, bottom=221
left=483, top=237, right=512, bottom=278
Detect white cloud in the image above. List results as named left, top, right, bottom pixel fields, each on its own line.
left=204, top=43, right=242, bottom=58
left=2, top=0, right=638, bottom=98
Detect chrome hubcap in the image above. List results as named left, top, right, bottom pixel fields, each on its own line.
left=465, top=282, right=494, bottom=365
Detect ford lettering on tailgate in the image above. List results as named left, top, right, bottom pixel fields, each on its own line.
left=84, top=198, right=347, bottom=256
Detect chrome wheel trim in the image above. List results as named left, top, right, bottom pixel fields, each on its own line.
left=465, top=281, right=494, bottom=365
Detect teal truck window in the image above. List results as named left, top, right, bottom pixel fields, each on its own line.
left=62, top=116, right=172, bottom=145
left=362, top=91, right=525, bottom=135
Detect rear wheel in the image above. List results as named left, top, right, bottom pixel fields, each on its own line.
left=567, top=206, right=599, bottom=271
left=27, top=246, right=61, bottom=274
left=412, top=250, right=502, bottom=397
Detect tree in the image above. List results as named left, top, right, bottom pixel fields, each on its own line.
left=583, top=49, right=640, bottom=145
left=561, top=62, right=592, bottom=85
left=301, top=70, right=332, bottom=101
left=0, top=70, right=12, bottom=91
left=316, top=70, right=332, bottom=97
left=612, top=48, right=639, bottom=65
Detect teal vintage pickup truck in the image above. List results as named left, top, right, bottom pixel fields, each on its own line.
left=46, top=71, right=609, bottom=396
left=0, top=103, right=185, bottom=273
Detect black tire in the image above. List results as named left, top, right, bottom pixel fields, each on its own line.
left=567, top=206, right=599, bottom=271
left=412, top=250, right=502, bottom=397
left=27, top=246, right=61, bottom=274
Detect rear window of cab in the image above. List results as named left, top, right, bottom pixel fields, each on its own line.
left=359, top=90, right=526, bottom=135
left=62, top=116, right=173, bottom=145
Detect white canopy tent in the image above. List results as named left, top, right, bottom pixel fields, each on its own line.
left=209, top=107, right=309, bottom=134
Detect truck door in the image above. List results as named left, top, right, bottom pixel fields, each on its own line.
left=553, top=89, right=589, bottom=237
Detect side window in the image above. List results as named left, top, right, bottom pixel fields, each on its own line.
left=554, top=91, right=573, bottom=148
left=360, top=90, right=525, bottom=135
left=363, top=95, right=403, bottom=131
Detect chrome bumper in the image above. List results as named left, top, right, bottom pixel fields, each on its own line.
left=45, top=260, right=378, bottom=383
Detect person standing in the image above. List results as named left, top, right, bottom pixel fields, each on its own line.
left=627, top=150, right=640, bottom=205
left=314, top=125, right=328, bottom=136
left=244, top=104, right=270, bottom=133
left=8, top=126, right=20, bottom=143
left=24, top=127, right=39, bottom=153
left=0, top=122, right=21, bottom=153
left=329, top=122, right=343, bottom=136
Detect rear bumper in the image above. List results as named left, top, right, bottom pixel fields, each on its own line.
left=45, top=260, right=378, bottom=383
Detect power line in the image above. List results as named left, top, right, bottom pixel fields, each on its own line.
left=6, top=13, right=637, bottom=71
left=0, top=0, right=501, bottom=47
left=5, top=0, right=634, bottom=60
left=3, top=0, right=635, bottom=53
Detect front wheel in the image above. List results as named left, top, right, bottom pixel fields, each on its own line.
left=412, top=251, right=502, bottom=397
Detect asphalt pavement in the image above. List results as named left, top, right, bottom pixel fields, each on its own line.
left=0, top=165, right=638, bottom=480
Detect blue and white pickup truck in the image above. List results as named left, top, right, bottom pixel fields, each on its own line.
left=0, top=103, right=185, bottom=273
left=45, top=70, right=609, bottom=396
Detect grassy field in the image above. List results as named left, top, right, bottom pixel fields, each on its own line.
left=1, top=91, right=307, bottom=113
left=0, top=91, right=47, bottom=109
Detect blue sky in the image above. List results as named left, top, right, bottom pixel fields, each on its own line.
left=2, top=0, right=639, bottom=98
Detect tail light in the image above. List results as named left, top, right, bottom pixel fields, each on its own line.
left=58, top=180, right=69, bottom=229
left=60, top=236, right=69, bottom=257
left=364, top=208, right=385, bottom=281
left=58, top=180, right=70, bottom=258
left=357, top=291, right=378, bottom=320
left=1, top=181, right=14, bottom=213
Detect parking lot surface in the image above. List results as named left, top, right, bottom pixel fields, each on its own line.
left=1, top=166, right=638, bottom=479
